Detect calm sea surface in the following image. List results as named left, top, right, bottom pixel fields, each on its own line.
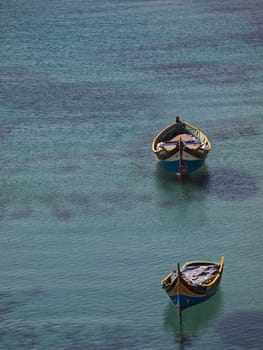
left=0, top=1, right=263, bottom=349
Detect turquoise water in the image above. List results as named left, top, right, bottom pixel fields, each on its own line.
left=0, top=0, right=263, bottom=349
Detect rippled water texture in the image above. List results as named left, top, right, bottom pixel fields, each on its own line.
left=0, top=0, right=262, bottom=349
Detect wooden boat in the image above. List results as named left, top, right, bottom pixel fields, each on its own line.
left=152, top=116, right=211, bottom=175
left=161, top=256, right=224, bottom=311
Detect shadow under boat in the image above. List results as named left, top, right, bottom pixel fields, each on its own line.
left=155, top=163, right=258, bottom=202
left=163, top=289, right=223, bottom=346
left=154, top=163, right=210, bottom=207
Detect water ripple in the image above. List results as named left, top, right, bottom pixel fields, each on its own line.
left=217, top=310, right=263, bottom=349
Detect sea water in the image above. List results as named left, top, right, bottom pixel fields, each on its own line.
left=0, top=0, right=262, bottom=349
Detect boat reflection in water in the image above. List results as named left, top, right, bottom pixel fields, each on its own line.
left=163, top=290, right=223, bottom=347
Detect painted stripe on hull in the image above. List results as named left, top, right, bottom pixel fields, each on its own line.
left=159, top=159, right=205, bottom=175
left=169, top=289, right=218, bottom=309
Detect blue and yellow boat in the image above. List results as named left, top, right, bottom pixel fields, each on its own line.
left=161, top=256, right=224, bottom=310
left=152, top=116, right=211, bottom=175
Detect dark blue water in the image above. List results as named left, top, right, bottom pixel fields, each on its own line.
left=0, top=1, right=263, bottom=349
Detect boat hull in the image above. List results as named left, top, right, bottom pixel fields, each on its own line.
left=158, top=158, right=205, bottom=175
left=168, top=283, right=219, bottom=310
